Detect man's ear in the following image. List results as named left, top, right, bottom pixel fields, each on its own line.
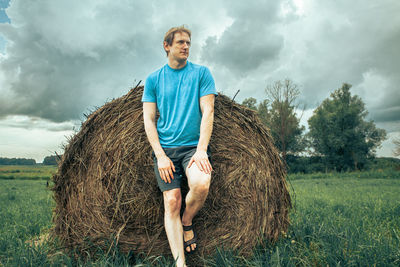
left=163, top=41, right=170, bottom=53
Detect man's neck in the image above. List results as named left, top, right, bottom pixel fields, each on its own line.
left=168, top=59, right=187, bottom=70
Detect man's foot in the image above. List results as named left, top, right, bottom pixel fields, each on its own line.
left=182, top=224, right=197, bottom=253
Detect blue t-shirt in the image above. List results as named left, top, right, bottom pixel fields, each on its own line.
left=142, top=61, right=217, bottom=147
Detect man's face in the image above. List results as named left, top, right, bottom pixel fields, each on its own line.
left=164, top=32, right=191, bottom=63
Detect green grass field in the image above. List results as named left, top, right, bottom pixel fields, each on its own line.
left=0, top=166, right=399, bottom=266
left=0, top=165, right=56, bottom=180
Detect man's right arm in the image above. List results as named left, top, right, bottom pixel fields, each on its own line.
left=143, top=102, right=175, bottom=183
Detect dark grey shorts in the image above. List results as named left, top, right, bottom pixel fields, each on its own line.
left=152, top=146, right=211, bottom=192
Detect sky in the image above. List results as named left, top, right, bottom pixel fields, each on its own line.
left=0, top=0, right=399, bottom=163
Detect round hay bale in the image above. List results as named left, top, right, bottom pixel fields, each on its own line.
left=51, top=85, right=291, bottom=263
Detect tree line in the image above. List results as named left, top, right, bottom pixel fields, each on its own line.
left=242, top=80, right=388, bottom=172
left=0, top=155, right=59, bottom=165
left=0, top=157, right=36, bottom=165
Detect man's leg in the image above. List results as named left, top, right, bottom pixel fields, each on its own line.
left=163, top=188, right=186, bottom=267
left=181, top=164, right=211, bottom=252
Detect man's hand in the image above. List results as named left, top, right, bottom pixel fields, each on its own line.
left=157, top=155, right=176, bottom=183
left=188, top=150, right=212, bottom=174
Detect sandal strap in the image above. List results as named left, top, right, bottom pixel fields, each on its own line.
left=184, top=237, right=197, bottom=247
left=182, top=224, right=193, bottom=231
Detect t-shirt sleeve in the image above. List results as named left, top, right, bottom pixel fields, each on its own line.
left=199, top=67, right=217, bottom=97
left=142, top=75, right=156, bottom=102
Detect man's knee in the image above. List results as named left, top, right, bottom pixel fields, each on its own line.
left=163, top=189, right=182, bottom=214
left=192, top=174, right=211, bottom=195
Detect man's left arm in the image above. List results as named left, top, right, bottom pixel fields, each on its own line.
left=187, top=94, right=215, bottom=174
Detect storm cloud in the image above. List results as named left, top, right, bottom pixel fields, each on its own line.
left=201, top=1, right=283, bottom=75
left=274, top=0, right=400, bottom=123
left=0, top=0, right=399, bottom=160
left=0, top=0, right=162, bottom=122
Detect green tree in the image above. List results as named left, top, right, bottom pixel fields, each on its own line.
left=257, top=99, right=270, bottom=126
left=242, top=80, right=305, bottom=163
left=308, top=83, right=386, bottom=171
left=265, top=79, right=305, bottom=162
left=242, top=97, right=257, bottom=111
left=43, top=155, right=59, bottom=165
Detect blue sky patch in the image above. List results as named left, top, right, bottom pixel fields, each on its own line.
left=0, top=0, right=10, bottom=23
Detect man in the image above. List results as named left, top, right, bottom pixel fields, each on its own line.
left=142, top=26, right=217, bottom=267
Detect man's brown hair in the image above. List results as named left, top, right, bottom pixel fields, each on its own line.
left=163, top=26, right=191, bottom=56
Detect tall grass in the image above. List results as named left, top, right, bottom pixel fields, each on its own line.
left=261, top=178, right=400, bottom=266
left=288, top=168, right=400, bottom=180
left=0, top=180, right=53, bottom=266
left=1, top=167, right=399, bottom=266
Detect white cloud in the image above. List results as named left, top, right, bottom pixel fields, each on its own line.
left=0, top=115, right=75, bottom=162
left=0, top=115, right=78, bottom=131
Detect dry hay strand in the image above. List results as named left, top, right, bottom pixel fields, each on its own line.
left=25, top=232, right=51, bottom=248
left=51, top=85, right=291, bottom=263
